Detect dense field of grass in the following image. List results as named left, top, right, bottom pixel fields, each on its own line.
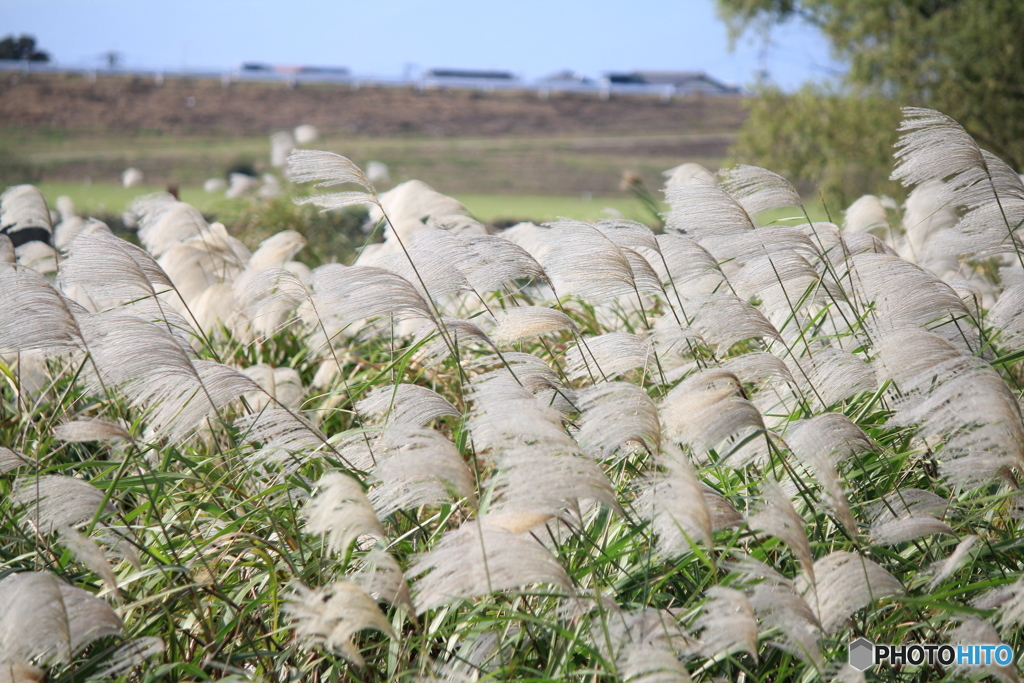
left=3, top=107, right=1024, bottom=683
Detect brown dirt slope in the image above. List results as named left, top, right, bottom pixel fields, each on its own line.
left=0, top=72, right=745, bottom=137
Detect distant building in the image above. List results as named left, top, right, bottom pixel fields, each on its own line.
left=239, top=62, right=350, bottom=77
left=604, top=70, right=740, bottom=95
left=424, top=68, right=517, bottom=81
left=539, top=69, right=595, bottom=85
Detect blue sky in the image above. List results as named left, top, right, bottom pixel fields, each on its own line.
left=1, top=0, right=843, bottom=89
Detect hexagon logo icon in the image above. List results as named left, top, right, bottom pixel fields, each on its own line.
left=849, top=637, right=875, bottom=671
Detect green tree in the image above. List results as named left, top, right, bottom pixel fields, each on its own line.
left=719, top=0, right=1024, bottom=210
left=0, top=34, right=50, bottom=62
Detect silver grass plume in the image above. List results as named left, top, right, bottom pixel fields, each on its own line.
left=689, top=295, right=782, bottom=351
left=868, top=488, right=953, bottom=545
left=575, top=381, right=660, bottom=457
left=131, top=196, right=206, bottom=257
left=0, top=447, right=29, bottom=474
left=14, top=475, right=114, bottom=534
left=928, top=535, right=980, bottom=590
left=356, top=383, right=460, bottom=427
left=875, top=328, right=1024, bottom=486
left=793, top=347, right=876, bottom=408
left=563, top=332, right=652, bottom=382
left=91, top=636, right=165, bottom=679
left=287, top=150, right=377, bottom=211
left=0, top=267, right=83, bottom=354
left=731, top=557, right=822, bottom=669
left=595, top=607, right=695, bottom=683
left=57, top=526, right=120, bottom=598
left=663, top=183, right=756, bottom=239
left=468, top=351, right=576, bottom=413
left=351, top=546, right=413, bottom=611
left=284, top=580, right=395, bottom=667
left=635, top=445, right=714, bottom=552
left=238, top=267, right=309, bottom=338
left=58, top=582, right=124, bottom=654
left=0, top=661, right=44, bottom=683
left=536, top=220, right=639, bottom=301
left=664, top=162, right=717, bottom=187
left=303, top=472, right=385, bottom=555
left=660, top=368, right=766, bottom=466
left=0, top=572, right=71, bottom=664
left=748, top=480, right=815, bottom=581
left=408, top=521, right=571, bottom=614
left=651, top=234, right=724, bottom=296
left=843, top=195, right=891, bottom=235
left=796, top=551, right=903, bottom=634
left=371, top=236, right=473, bottom=298
left=989, top=285, right=1024, bottom=351
left=947, top=618, right=1019, bottom=683
left=308, top=263, right=435, bottom=333
left=410, top=317, right=493, bottom=368
left=719, top=164, right=804, bottom=216
left=456, top=233, right=548, bottom=292
left=79, top=311, right=258, bottom=443
left=58, top=229, right=175, bottom=306
left=489, top=306, right=576, bottom=345
left=235, top=407, right=331, bottom=472
left=0, top=185, right=50, bottom=235
left=693, top=586, right=759, bottom=662
left=368, top=426, right=475, bottom=518
left=53, top=418, right=131, bottom=443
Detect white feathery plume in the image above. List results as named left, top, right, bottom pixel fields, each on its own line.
left=876, top=328, right=1024, bottom=486
left=368, top=426, right=475, bottom=518
left=58, top=229, right=175, bottom=305
left=896, top=180, right=959, bottom=266
left=704, top=227, right=820, bottom=269
left=792, top=347, right=876, bottom=408
left=947, top=618, right=1019, bottom=683
left=664, top=161, right=717, bottom=187
left=91, top=637, right=165, bottom=679
left=663, top=183, right=755, bottom=239
left=846, top=253, right=971, bottom=338
left=731, top=557, right=822, bottom=669
left=796, top=551, right=904, bottom=633
left=786, top=413, right=875, bottom=467
left=132, top=197, right=206, bottom=257
left=660, top=369, right=766, bottom=466
left=991, top=576, right=1024, bottom=633
left=14, top=475, right=114, bottom=533
left=454, top=233, right=548, bottom=292
left=0, top=267, right=83, bottom=354
left=54, top=418, right=131, bottom=443
left=0, top=572, right=71, bottom=664
left=730, top=252, right=822, bottom=315
left=651, top=234, right=724, bottom=296
left=928, top=535, right=980, bottom=590
left=990, top=285, right=1024, bottom=351
left=0, top=185, right=50, bottom=234
left=356, top=383, right=460, bottom=427
left=721, top=351, right=795, bottom=392
left=621, top=246, right=666, bottom=294
left=238, top=267, right=309, bottom=338
left=719, top=164, right=803, bottom=216
left=468, top=352, right=575, bottom=413
left=689, top=295, right=782, bottom=351
left=868, top=488, right=953, bottom=545
left=575, top=381, right=660, bottom=457
left=536, top=220, right=639, bottom=300
left=594, top=218, right=660, bottom=252
left=351, top=546, right=413, bottom=610
left=240, top=229, right=307, bottom=278
left=16, top=241, right=57, bottom=276
left=487, top=451, right=620, bottom=526
left=57, top=526, right=120, bottom=598
left=235, top=407, right=331, bottom=471
left=843, top=195, right=891, bottom=235
left=58, top=582, right=124, bottom=653
left=243, top=364, right=305, bottom=411
left=563, top=332, right=652, bottom=381
left=303, top=472, right=385, bottom=555
left=0, top=660, right=45, bottom=683
left=309, top=263, right=435, bottom=334
left=635, top=445, right=714, bottom=551
left=287, top=150, right=377, bottom=211
left=409, top=317, right=493, bottom=368
left=748, top=481, right=815, bottom=581
left=408, top=521, right=571, bottom=614
left=0, top=447, right=29, bottom=474
left=596, top=607, right=695, bottom=683
left=694, top=586, right=759, bottom=662
left=0, top=234, right=13, bottom=263
left=370, top=237, right=473, bottom=298
left=489, top=306, right=576, bottom=345
left=467, top=379, right=572, bottom=456
left=157, top=221, right=251, bottom=304
left=284, top=580, right=395, bottom=667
